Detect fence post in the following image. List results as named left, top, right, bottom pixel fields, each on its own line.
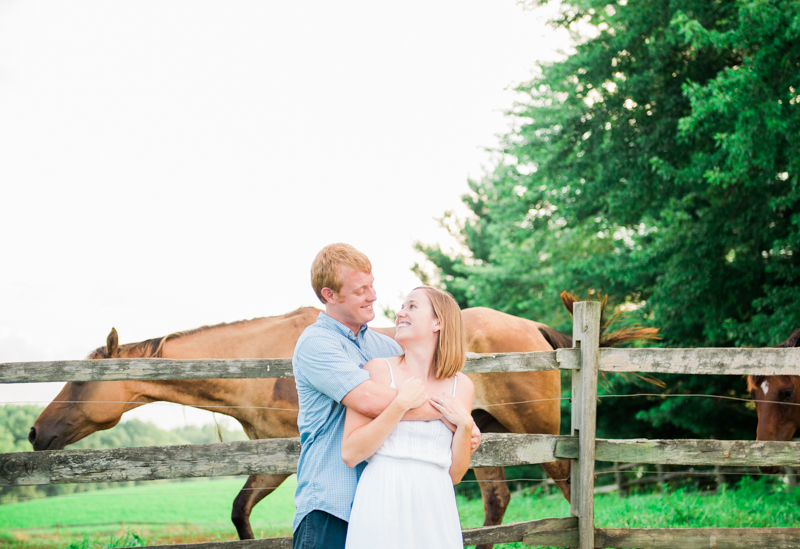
left=570, top=301, right=601, bottom=549
left=714, top=465, right=727, bottom=491
left=614, top=462, right=627, bottom=497
left=786, top=466, right=797, bottom=489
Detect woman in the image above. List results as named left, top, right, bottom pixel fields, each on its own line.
left=341, top=286, right=475, bottom=549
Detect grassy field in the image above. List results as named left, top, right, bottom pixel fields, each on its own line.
left=2, top=476, right=800, bottom=548
left=0, top=477, right=296, bottom=547
left=1, top=476, right=296, bottom=530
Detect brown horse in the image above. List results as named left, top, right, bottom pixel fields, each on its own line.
left=30, top=297, right=654, bottom=548
left=746, top=327, right=800, bottom=474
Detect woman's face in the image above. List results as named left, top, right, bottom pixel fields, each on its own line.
left=395, top=288, right=440, bottom=345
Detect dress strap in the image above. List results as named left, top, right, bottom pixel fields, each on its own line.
left=383, top=357, right=396, bottom=389
left=452, top=373, right=458, bottom=396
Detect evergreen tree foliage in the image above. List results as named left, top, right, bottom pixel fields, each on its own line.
left=417, top=0, right=800, bottom=439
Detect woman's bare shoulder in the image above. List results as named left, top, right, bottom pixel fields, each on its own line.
left=455, top=372, right=475, bottom=397
left=363, top=356, right=398, bottom=386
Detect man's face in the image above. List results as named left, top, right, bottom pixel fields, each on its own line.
left=326, top=267, right=376, bottom=332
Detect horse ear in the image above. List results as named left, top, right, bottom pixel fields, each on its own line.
left=560, top=291, right=578, bottom=317
left=776, top=328, right=800, bottom=348
left=106, top=328, right=119, bottom=357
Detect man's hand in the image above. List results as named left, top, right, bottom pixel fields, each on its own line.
left=470, top=422, right=481, bottom=453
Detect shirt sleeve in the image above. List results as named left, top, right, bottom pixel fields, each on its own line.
left=294, top=330, right=371, bottom=403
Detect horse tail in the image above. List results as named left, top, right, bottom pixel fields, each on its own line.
left=537, top=325, right=574, bottom=350
left=559, top=290, right=661, bottom=348
left=559, top=290, right=664, bottom=387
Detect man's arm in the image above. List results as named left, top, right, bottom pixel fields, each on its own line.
left=295, top=331, right=441, bottom=421
left=341, top=380, right=442, bottom=421
left=338, top=361, right=480, bottom=448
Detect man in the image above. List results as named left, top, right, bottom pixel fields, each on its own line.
left=291, top=243, right=479, bottom=549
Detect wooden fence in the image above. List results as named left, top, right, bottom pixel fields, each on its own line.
left=3, top=301, right=800, bottom=548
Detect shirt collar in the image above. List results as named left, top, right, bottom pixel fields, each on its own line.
left=318, top=312, right=369, bottom=340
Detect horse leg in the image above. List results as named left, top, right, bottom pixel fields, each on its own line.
left=473, top=466, right=510, bottom=549
left=231, top=473, right=291, bottom=540
left=540, top=460, right=571, bottom=501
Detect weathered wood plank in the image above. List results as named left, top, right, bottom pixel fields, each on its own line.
left=571, top=301, right=601, bottom=549
left=524, top=528, right=800, bottom=548
left=0, top=438, right=301, bottom=487
left=0, top=351, right=564, bottom=384
left=10, top=434, right=796, bottom=487
left=463, top=351, right=562, bottom=374
left=462, top=516, right=577, bottom=546
left=139, top=517, right=580, bottom=549
left=5, top=347, right=799, bottom=384
left=5, top=346, right=800, bottom=384
left=555, top=438, right=800, bottom=467
left=598, top=347, right=800, bottom=376
left=7, top=434, right=798, bottom=487
left=136, top=518, right=580, bottom=549
left=0, top=358, right=295, bottom=383
left=557, top=347, right=800, bottom=375
left=1, top=433, right=566, bottom=486
left=468, top=433, right=562, bottom=468
left=147, top=539, right=292, bottom=549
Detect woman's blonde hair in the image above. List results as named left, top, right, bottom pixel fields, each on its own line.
left=410, top=286, right=466, bottom=379
left=311, top=243, right=372, bottom=304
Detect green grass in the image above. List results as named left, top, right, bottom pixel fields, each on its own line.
left=0, top=476, right=296, bottom=532
left=458, top=477, right=800, bottom=548
left=63, top=532, right=147, bottom=549
left=3, top=476, right=800, bottom=548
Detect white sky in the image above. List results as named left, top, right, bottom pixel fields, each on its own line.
left=0, top=0, right=570, bottom=431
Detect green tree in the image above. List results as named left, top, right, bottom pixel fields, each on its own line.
left=0, top=405, right=247, bottom=504
left=0, top=405, right=42, bottom=454
left=418, top=0, right=800, bottom=439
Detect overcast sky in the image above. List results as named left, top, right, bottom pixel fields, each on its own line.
left=0, top=0, right=570, bottom=430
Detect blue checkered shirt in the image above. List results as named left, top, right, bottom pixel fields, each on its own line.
left=292, top=312, right=402, bottom=532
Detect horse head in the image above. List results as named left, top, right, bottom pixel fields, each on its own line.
left=28, top=328, right=153, bottom=451
left=747, top=327, right=800, bottom=474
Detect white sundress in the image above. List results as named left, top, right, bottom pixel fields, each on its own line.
left=345, top=359, right=464, bottom=549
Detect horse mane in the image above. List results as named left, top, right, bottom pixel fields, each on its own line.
left=88, top=335, right=165, bottom=359
left=88, top=307, right=319, bottom=359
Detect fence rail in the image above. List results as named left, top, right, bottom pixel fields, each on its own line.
left=5, top=435, right=799, bottom=487
left=4, top=346, right=800, bottom=383
left=0, top=350, right=565, bottom=383
left=524, top=526, right=800, bottom=548
left=3, top=301, right=800, bottom=548
left=0, top=433, right=562, bottom=486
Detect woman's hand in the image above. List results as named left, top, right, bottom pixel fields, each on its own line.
left=394, top=378, right=427, bottom=411
left=430, top=392, right=473, bottom=429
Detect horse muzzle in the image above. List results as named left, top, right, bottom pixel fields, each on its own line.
left=28, top=426, right=63, bottom=451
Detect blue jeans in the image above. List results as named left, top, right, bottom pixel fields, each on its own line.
left=293, top=510, right=348, bottom=549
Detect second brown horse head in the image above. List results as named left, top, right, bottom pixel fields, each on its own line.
left=747, top=327, right=800, bottom=474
